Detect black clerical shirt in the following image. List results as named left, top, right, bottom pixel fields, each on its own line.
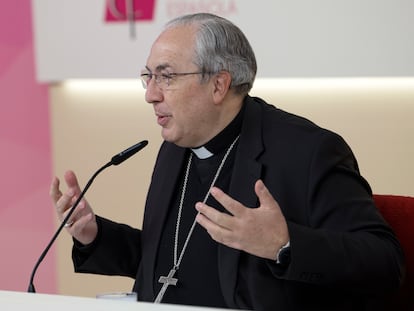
left=153, top=106, right=243, bottom=307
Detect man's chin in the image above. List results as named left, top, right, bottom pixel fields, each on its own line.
left=161, top=131, right=178, bottom=145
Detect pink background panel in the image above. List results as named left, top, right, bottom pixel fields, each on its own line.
left=0, top=1, right=56, bottom=293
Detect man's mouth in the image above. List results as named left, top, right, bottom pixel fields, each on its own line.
left=156, top=114, right=171, bottom=126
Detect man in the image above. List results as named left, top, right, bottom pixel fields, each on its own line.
left=51, top=13, right=404, bottom=310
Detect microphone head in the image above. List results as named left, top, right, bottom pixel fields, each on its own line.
left=111, top=140, right=148, bottom=165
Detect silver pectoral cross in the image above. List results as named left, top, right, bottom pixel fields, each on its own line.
left=154, top=268, right=178, bottom=303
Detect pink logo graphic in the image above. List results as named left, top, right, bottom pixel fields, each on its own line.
left=105, top=0, right=156, bottom=22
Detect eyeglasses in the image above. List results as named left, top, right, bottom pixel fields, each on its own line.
left=140, top=71, right=210, bottom=89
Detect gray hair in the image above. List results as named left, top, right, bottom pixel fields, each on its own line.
left=165, top=13, right=257, bottom=95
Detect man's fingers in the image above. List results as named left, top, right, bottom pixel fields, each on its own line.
left=71, top=213, right=93, bottom=232
left=209, top=187, right=245, bottom=217
left=61, top=200, right=87, bottom=227
left=57, top=187, right=75, bottom=209
left=64, top=170, right=82, bottom=195
left=64, top=212, right=93, bottom=237
left=196, top=202, right=233, bottom=230
left=255, top=180, right=277, bottom=209
left=195, top=209, right=235, bottom=245
left=49, top=176, right=62, bottom=203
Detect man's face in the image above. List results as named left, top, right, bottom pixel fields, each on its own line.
left=144, top=25, right=218, bottom=148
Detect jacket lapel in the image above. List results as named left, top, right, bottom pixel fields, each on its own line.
left=218, top=97, right=264, bottom=307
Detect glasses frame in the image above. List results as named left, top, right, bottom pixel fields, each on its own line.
left=140, top=71, right=212, bottom=89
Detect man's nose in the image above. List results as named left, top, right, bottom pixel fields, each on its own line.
left=144, top=79, right=164, bottom=104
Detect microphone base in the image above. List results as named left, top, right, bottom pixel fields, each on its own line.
left=27, top=283, right=36, bottom=293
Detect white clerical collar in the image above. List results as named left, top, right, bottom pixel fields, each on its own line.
left=191, top=146, right=214, bottom=159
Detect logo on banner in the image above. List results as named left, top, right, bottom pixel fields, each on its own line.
left=105, top=0, right=156, bottom=38
left=105, top=0, right=155, bottom=22
left=105, top=0, right=239, bottom=39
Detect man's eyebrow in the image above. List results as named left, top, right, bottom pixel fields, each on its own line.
left=145, top=64, right=172, bottom=72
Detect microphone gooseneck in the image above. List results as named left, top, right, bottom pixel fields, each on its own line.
left=27, top=140, right=148, bottom=293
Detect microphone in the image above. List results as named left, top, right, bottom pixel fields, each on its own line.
left=27, top=140, right=148, bottom=293
left=111, top=140, right=148, bottom=165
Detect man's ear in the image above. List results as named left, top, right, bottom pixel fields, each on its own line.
left=212, top=71, right=232, bottom=104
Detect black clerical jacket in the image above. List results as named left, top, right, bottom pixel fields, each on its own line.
left=73, top=95, right=404, bottom=311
